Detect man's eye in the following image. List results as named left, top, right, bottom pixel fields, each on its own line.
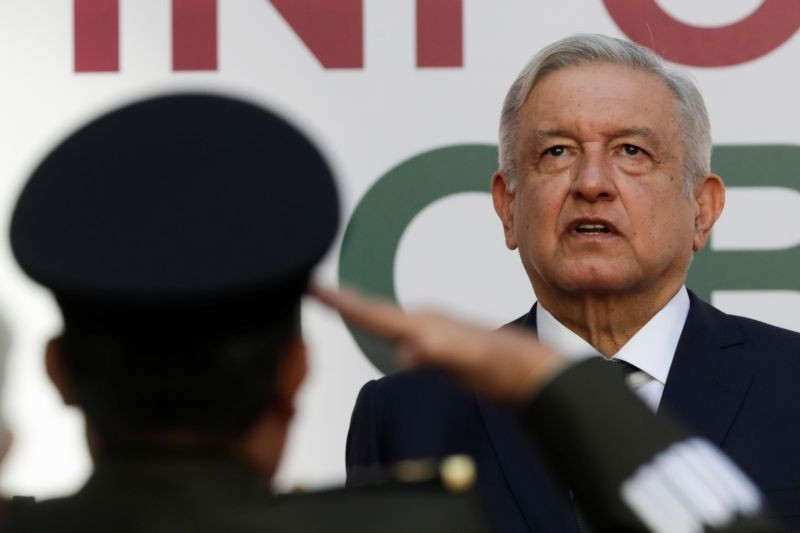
left=545, top=146, right=566, bottom=157
left=622, top=144, right=643, bottom=156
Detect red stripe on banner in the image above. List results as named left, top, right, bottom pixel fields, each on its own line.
left=269, top=0, right=363, bottom=69
left=173, top=0, right=218, bottom=71
left=604, top=0, right=800, bottom=67
left=416, top=0, right=462, bottom=68
left=74, top=0, right=119, bottom=72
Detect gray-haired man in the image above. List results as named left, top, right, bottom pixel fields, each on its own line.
left=346, top=34, right=800, bottom=531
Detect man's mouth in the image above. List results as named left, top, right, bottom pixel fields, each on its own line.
left=575, top=224, right=611, bottom=235
left=568, top=218, right=619, bottom=237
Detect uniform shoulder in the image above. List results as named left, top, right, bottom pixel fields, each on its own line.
left=6, top=493, right=133, bottom=533
left=9, top=487, right=491, bottom=533
left=268, top=484, right=492, bottom=532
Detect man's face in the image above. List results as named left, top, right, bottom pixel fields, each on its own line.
left=494, top=63, right=701, bottom=300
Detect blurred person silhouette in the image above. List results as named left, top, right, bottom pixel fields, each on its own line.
left=4, top=93, right=492, bottom=533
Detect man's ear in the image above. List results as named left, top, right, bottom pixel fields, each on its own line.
left=274, top=335, right=307, bottom=414
left=692, top=173, right=725, bottom=252
left=492, top=170, right=518, bottom=250
left=45, top=336, right=78, bottom=406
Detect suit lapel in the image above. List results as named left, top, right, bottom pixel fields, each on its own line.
left=660, top=291, right=755, bottom=446
left=477, top=304, right=579, bottom=533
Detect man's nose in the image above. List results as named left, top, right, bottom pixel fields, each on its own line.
left=570, top=151, right=617, bottom=202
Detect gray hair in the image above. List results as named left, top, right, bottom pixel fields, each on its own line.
left=498, top=34, right=711, bottom=196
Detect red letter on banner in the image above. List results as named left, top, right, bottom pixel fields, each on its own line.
left=173, top=0, right=218, bottom=71
left=605, top=0, right=800, bottom=67
left=416, top=0, right=462, bottom=68
left=269, top=0, right=362, bottom=69
left=74, top=0, right=119, bottom=72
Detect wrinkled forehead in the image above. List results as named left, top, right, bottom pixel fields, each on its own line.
left=519, top=62, right=683, bottom=142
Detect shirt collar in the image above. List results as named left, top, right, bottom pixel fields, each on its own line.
left=536, top=286, right=690, bottom=385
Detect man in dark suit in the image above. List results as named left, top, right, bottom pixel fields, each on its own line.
left=346, top=34, right=800, bottom=531
left=5, top=93, right=491, bottom=533
left=322, top=286, right=782, bottom=532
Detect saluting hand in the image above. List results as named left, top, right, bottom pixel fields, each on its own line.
left=312, top=284, right=568, bottom=405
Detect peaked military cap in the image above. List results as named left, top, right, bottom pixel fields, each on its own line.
left=11, top=93, right=339, bottom=312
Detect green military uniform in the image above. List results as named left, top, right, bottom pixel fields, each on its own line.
left=7, top=453, right=490, bottom=532
left=8, top=358, right=782, bottom=533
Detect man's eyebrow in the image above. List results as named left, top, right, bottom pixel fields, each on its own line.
left=608, top=127, right=661, bottom=146
left=522, top=129, right=574, bottom=147
left=523, top=127, right=662, bottom=146
left=529, top=129, right=573, bottom=142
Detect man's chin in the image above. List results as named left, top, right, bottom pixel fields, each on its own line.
left=547, top=271, right=641, bottom=296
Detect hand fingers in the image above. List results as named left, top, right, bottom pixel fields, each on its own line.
left=310, top=283, right=414, bottom=340
left=396, top=340, right=421, bottom=369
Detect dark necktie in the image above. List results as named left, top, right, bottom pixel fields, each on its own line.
left=610, top=358, right=648, bottom=388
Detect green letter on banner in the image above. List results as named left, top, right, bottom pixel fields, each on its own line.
left=688, top=145, right=800, bottom=300
left=339, top=145, right=497, bottom=373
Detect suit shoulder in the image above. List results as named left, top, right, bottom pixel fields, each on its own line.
left=691, top=293, right=800, bottom=348
left=728, top=313, right=800, bottom=370
left=696, top=295, right=800, bottom=370
left=729, top=313, right=800, bottom=345
left=366, top=368, right=464, bottom=400
left=504, top=313, right=528, bottom=328
left=349, top=370, right=482, bottom=450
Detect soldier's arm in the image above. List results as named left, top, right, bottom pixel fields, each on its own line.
left=520, top=357, right=777, bottom=532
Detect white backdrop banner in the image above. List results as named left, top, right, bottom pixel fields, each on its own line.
left=0, top=0, right=797, bottom=496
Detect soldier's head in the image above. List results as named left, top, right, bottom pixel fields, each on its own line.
left=10, top=94, right=339, bottom=478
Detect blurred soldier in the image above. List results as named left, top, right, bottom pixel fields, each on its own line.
left=6, top=94, right=491, bottom=533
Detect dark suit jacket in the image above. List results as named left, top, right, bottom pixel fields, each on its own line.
left=346, top=292, right=800, bottom=531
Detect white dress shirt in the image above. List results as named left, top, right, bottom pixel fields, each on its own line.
left=536, top=286, right=690, bottom=411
